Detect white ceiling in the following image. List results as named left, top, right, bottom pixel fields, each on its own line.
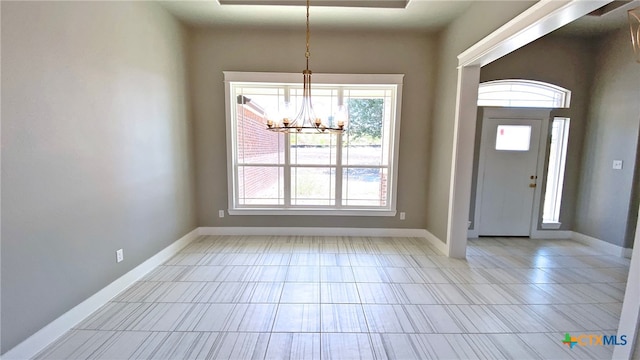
left=158, top=0, right=473, bottom=31
left=159, top=0, right=638, bottom=36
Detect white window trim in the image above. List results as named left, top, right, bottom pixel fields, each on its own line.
left=541, top=222, right=562, bottom=230
left=227, top=209, right=397, bottom=216
left=223, top=71, right=404, bottom=216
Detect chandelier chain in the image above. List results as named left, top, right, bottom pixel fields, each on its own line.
left=306, top=0, right=310, bottom=67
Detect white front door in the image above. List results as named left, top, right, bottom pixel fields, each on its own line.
left=477, top=109, right=547, bottom=236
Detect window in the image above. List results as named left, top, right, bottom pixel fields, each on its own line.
left=495, top=125, right=532, bottom=151
left=224, top=72, right=403, bottom=216
left=478, top=79, right=571, bottom=108
left=543, top=117, right=570, bottom=227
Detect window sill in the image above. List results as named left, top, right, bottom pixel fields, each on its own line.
left=541, top=222, right=562, bottom=230
left=228, top=209, right=397, bottom=217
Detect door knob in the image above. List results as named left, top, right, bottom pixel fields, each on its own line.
left=529, top=183, right=537, bottom=188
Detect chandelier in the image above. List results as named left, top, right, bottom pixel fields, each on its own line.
left=630, top=7, right=640, bottom=63
left=266, top=0, right=345, bottom=134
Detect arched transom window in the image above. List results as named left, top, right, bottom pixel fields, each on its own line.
left=478, top=79, right=571, bottom=108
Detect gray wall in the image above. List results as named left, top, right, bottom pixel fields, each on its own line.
left=189, top=28, right=435, bottom=229
left=426, top=1, right=537, bottom=241
left=470, top=34, right=596, bottom=231
left=1, top=1, right=196, bottom=353
left=575, top=27, right=640, bottom=248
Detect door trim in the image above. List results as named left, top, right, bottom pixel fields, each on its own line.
left=470, top=107, right=550, bottom=238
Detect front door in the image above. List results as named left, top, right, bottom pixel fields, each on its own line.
left=477, top=109, right=547, bottom=236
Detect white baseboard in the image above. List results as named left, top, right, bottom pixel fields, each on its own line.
left=2, top=228, right=200, bottom=360
left=530, top=230, right=573, bottom=239
left=198, top=226, right=428, bottom=238
left=467, top=229, right=571, bottom=240
left=423, top=229, right=449, bottom=256
left=571, top=231, right=632, bottom=258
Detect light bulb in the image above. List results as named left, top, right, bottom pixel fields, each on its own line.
left=335, top=104, right=348, bottom=128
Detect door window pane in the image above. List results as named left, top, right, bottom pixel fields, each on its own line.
left=496, top=125, right=531, bottom=151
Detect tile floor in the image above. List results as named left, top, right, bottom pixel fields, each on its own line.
left=35, top=236, right=630, bottom=359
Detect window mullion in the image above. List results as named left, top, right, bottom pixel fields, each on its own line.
left=335, top=133, right=343, bottom=208
left=284, top=137, right=292, bottom=208
left=334, top=88, right=344, bottom=208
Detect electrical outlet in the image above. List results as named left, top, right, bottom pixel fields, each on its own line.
left=219, top=210, right=225, bottom=218
left=116, top=249, right=124, bottom=263
left=613, top=160, right=623, bottom=170
left=399, top=212, right=406, bottom=220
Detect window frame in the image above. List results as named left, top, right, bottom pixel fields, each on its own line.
left=223, top=71, right=404, bottom=216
